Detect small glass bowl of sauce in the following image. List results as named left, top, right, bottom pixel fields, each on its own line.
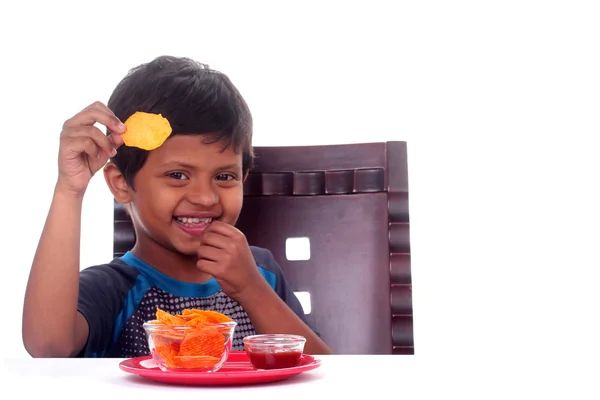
left=243, top=334, right=306, bottom=370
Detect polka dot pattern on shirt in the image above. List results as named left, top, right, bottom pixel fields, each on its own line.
left=108, top=287, right=256, bottom=358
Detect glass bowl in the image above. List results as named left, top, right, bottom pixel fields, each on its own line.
left=143, top=320, right=237, bottom=372
left=243, top=334, right=306, bottom=370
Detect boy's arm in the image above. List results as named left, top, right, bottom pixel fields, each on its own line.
left=22, top=187, right=90, bottom=357
left=22, top=101, right=124, bottom=358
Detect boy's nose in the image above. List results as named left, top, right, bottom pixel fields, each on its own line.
left=185, top=182, right=219, bottom=207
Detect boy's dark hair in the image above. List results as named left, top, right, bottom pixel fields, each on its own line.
left=107, top=55, right=254, bottom=189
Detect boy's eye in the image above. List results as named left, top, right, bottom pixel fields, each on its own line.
left=215, top=173, right=236, bottom=181
left=168, top=172, right=189, bottom=180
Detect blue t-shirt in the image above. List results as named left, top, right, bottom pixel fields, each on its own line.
left=76, top=246, right=313, bottom=358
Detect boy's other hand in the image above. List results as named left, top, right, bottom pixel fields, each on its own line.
left=196, top=221, right=269, bottom=303
left=56, top=101, right=126, bottom=197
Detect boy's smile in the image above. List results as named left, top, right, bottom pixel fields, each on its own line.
left=173, top=212, right=217, bottom=237
left=107, top=134, right=245, bottom=279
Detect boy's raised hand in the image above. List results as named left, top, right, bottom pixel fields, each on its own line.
left=57, top=101, right=126, bottom=197
left=196, top=221, right=269, bottom=302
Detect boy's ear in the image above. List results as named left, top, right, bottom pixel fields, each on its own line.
left=242, top=170, right=249, bottom=182
left=103, top=162, right=132, bottom=203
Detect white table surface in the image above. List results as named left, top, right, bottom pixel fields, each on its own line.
left=3, top=354, right=598, bottom=399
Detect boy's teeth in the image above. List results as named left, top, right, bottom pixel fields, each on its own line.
left=176, top=217, right=212, bottom=224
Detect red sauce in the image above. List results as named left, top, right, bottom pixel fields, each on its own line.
left=247, top=350, right=303, bottom=369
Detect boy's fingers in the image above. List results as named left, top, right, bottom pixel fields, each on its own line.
left=63, top=104, right=126, bottom=135
left=66, top=136, right=100, bottom=160
left=65, top=137, right=111, bottom=176
left=196, top=245, right=222, bottom=262
left=84, top=101, right=119, bottom=119
left=202, top=221, right=239, bottom=239
left=199, top=232, right=229, bottom=250
left=109, top=130, right=125, bottom=147
left=196, top=259, right=218, bottom=275
left=88, top=101, right=127, bottom=136
left=65, top=126, right=117, bottom=157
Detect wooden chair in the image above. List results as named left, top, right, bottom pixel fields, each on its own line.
left=113, top=141, right=413, bottom=354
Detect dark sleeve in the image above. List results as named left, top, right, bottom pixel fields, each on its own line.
left=252, top=247, right=321, bottom=337
left=76, top=261, right=138, bottom=357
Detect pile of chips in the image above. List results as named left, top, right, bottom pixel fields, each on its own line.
left=149, top=307, right=234, bottom=369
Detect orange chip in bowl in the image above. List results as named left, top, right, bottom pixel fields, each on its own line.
left=182, top=309, right=233, bottom=324
left=122, top=111, right=172, bottom=150
left=143, top=307, right=236, bottom=373
left=184, top=315, right=211, bottom=325
left=179, top=328, right=225, bottom=358
left=155, top=308, right=187, bottom=325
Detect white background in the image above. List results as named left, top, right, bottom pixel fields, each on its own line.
left=1, top=0, right=599, bottom=389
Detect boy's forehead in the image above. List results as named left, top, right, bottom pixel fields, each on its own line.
left=146, top=134, right=242, bottom=166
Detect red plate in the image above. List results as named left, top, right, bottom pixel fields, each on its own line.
left=119, top=351, right=322, bottom=386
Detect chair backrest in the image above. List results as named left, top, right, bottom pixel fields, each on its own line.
left=113, top=141, right=413, bottom=354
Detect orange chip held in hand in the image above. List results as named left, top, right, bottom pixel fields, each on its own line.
left=122, top=111, right=172, bottom=150
left=150, top=307, right=233, bottom=370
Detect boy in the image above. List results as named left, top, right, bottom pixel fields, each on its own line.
left=22, top=55, right=332, bottom=358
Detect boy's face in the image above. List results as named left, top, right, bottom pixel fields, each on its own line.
left=111, top=134, right=245, bottom=257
